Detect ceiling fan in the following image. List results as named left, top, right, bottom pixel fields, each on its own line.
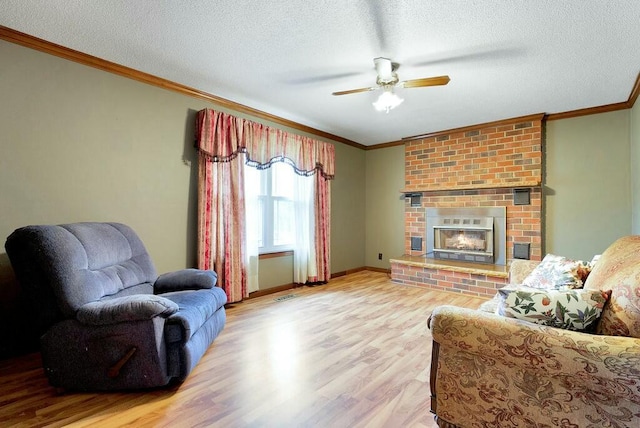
left=332, top=57, right=450, bottom=112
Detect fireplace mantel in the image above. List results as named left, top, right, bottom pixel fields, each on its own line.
left=401, top=180, right=541, bottom=194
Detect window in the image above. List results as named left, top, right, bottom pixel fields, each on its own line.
left=245, top=162, right=296, bottom=253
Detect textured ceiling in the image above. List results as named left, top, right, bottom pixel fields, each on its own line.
left=2, top=0, right=639, bottom=146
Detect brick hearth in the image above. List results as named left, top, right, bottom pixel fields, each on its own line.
left=392, top=114, right=544, bottom=298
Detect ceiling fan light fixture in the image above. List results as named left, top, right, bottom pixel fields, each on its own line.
left=333, top=57, right=449, bottom=113
left=373, top=88, right=404, bottom=113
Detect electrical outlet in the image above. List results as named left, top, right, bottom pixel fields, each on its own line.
left=378, top=253, right=382, bottom=260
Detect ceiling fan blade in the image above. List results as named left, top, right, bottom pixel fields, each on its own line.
left=365, top=0, right=393, bottom=54
left=332, top=86, right=378, bottom=96
left=408, top=47, right=523, bottom=68
left=401, top=75, right=450, bottom=88
left=285, top=71, right=366, bottom=85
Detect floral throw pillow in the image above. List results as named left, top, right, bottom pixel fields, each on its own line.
left=522, top=253, right=591, bottom=290
left=496, top=288, right=610, bottom=331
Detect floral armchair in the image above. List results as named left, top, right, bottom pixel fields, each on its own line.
left=429, top=236, right=640, bottom=427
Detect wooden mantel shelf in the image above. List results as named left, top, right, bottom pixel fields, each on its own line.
left=401, top=180, right=541, bottom=194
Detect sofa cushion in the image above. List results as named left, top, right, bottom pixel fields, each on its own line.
left=496, top=288, right=610, bottom=331
left=522, top=253, right=591, bottom=290
left=584, top=235, right=640, bottom=338
left=163, top=287, right=227, bottom=343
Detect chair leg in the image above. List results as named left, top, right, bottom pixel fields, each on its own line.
left=430, top=341, right=440, bottom=414
left=107, top=347, right=137, bottom=378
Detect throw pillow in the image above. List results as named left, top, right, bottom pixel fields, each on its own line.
left=522, top=253, right=591, bottom=290
left=478, top=284, right=532, bottom=313
left=496, top=288, right=610, bottom=331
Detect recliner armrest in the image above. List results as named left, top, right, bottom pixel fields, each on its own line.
left=154, top=269, right=217, bottom=294
left=76, top=295, right=179, bottom=325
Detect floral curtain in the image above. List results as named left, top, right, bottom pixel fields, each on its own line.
left=196, top=110, right=335, bottom=177
left=314, top=174, right=331, bottom=282
left=195, top=109, right=335, bottom=302
left=197, top=150, right=247, bottom=303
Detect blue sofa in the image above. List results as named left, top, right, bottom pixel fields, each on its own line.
left=5, top=222, right=226, bottom=391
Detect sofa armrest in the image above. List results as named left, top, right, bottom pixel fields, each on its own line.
left=431, top=305, right=640, bottom=377
left=76, top=295, right=179, bottom=325
left=429, top=305, right=640, bottom=427
left=154, top=269, right=217, bottom=294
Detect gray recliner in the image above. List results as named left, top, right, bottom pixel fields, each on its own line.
left=5, top=222, right=226, bottom=391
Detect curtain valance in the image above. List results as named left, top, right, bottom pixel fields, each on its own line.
left=196, top=109, right=335, bottom=179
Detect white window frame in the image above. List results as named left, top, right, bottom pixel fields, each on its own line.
left=250, top=164, right=295, bottom=254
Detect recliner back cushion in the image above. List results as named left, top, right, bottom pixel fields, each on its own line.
left=7, top=222, right=157, bottom=318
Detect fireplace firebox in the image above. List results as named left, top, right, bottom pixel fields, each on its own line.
left=426, top=207, right=506, bottom=265
left=433, top=216, right=494, bottom=263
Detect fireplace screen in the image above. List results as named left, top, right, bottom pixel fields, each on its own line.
left=438, top=229, right=487, bottom=252
left=432, top=216, right=494, bottom=263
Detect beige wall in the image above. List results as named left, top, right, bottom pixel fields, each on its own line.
left=258, top=255, right=293, bottom=289
left=365, top=145, right=405, bottom=269
left=631, top=101, right=640, bottom=233
left=0, top=40, right=207, bottom=272
left=330, top=143, right=367, bottom=272
left=0, top=40, right=366, bottom=301
left=545, top=110, right=632, bottom=259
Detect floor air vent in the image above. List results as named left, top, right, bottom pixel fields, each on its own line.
left=274, top=294, right=298, bottom=302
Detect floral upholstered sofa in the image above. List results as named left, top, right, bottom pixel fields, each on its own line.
left=429, top=235, right=640, bottom=427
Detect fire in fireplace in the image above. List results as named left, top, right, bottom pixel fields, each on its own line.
left=433, top=217, right=494, bottom=263
left=442, top=230, right=486, bottom=251
left=426, top=207, right=506, bottom=265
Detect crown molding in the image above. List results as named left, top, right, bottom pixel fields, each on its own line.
left=364, top=140, right=405, bottom=150
left=0, top=25, right=366, bottom=150
left=4, top=25, right=638, bottom=152
left=627, top=72, right=640, bottom=107
left=544, top=101, right=630, bottom=121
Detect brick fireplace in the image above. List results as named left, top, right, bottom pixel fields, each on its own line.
left=390, top=114, right=543, bottom=298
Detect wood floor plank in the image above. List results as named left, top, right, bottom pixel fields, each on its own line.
left=0, top=271, right=487, bottom=427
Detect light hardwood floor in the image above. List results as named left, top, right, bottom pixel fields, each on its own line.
left=0, top=271, right=487, bottom=428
